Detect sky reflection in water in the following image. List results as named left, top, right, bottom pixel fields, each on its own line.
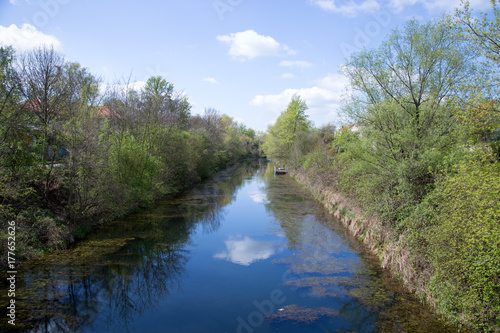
left=214, top=236, right=277, bottom=266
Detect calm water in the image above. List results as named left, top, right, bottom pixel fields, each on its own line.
left=1, top=160, right=455, bottom=333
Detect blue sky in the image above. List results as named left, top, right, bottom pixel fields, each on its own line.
left=0, top=0, right=492, bottom=131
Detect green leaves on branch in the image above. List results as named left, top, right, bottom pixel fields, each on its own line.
left=456, top=0, right=500, bottom=65
left=339, top=17, right=475, bottom=222
left=264, top=95, right=312, bottom=166
left=405, top=158, right=500, bottom=331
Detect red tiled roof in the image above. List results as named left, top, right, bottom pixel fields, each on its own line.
left=20, top=100, right=120, bottom=119
left=91, top=106, right=121, bottom=119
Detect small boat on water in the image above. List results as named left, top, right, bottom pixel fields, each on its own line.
left=274, top=167, right=287, bottom=175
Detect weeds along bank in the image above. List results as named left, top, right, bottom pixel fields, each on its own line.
left=287, top=152, right=499, bottom=333
left=290, top=170, right=390, bottom=260
left=0, top=46, right=262, bottom=266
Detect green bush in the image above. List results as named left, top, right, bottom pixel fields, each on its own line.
left=73, top=225, right=90, bottom=240
left=405, top=157, right=500, bottom=331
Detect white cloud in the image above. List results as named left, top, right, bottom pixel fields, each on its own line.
left=310, top=0, right=380, bottom=16
left=9, top=0, right=18, bottom=4
left=202, top=77, right=218, bottom=84
left=279, top=60, right=312, bottom=69
left=100, top=81, right=146, bottom=95
left=217, top=30, right=295, bottom=61
left=282, top=73, right=295, bottom=79
left=251, top=87, right=335, bottom=111
left=129, top=81, right=147, bottom=91
left=314, top=73, right=350, bottom=93
left=389, top=0, right=491, bottom=12
left=0, top=24, right=62, bottom=51
left=251, top=73, right=349, bottom=124
left=388, top=0, right=418, bottom=12
left=214, top=236, right=276, bottom=266
left=311, top=0, right=490, bottom=15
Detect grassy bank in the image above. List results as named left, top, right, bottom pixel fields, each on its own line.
left=284, top=152, right=499, bottom=332
left=290, top=170, right=390, bottom=260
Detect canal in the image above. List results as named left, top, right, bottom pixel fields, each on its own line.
left=1, top=160, right=455, bottom=332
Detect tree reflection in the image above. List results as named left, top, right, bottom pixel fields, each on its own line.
left=263, top=162, right=456, bottom=333
left=16, top=238, right=189, bottom=333
left=0, top=159, right=262, bottom=333
left=262, top=174, right=309, bottom=249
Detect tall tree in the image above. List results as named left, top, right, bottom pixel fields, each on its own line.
left=62, top=62, right=101, bottom=118
left=342, top=17, right=477, bottom=136
left=0, top=46, right=34, bottom=220
left=17, top=46, right=68, bottom=198
left=264, top=95, right=311, bottom=166
left=140, top=76, right=190, bottom=129
left=58, top=64, right=108, bottom=221
left=0, top=46, right=20, bottom=117
left=18, top=46, right=66, bottom=136
left=0, top=46, right=26, bottom=170
left=340, top=17, right=478, bottom=220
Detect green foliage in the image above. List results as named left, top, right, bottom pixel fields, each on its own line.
left=0, top=46, right=261, bottom=266
left=338, top=17, right=476, bottom=223
left=109, top=130, right=158, bottom=206
left=404, top=156, right=500, bottom=331
left=73, top=225, right=90, bottom=240
left=337, top=104, right=460, bottom=222
left=302, top=142, right=335, bottom=175
left=0, top=207, right=72, bottom=267
left=264, top=95, right=312, bottom=166
left=336, top=16, right=498, bottom=329
left=332, top=126, right=352, bottom=152
left=454, top=1, right=500, bottom=158
left=457, top=0, right=500, bottom=65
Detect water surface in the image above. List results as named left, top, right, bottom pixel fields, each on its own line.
left=1, top=160, right=455, bottom=332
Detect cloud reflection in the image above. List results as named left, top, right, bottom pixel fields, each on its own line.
left=249, top=191, right=269, bottom=204
left=214, top=236, right=275, bottom=266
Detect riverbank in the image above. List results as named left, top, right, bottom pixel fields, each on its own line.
left=288, top=168, right=453, bottom=328
left=0, top=156, right=260, bottom=271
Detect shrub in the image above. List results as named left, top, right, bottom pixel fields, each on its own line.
left=407, top=157, right=500, bottom=331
